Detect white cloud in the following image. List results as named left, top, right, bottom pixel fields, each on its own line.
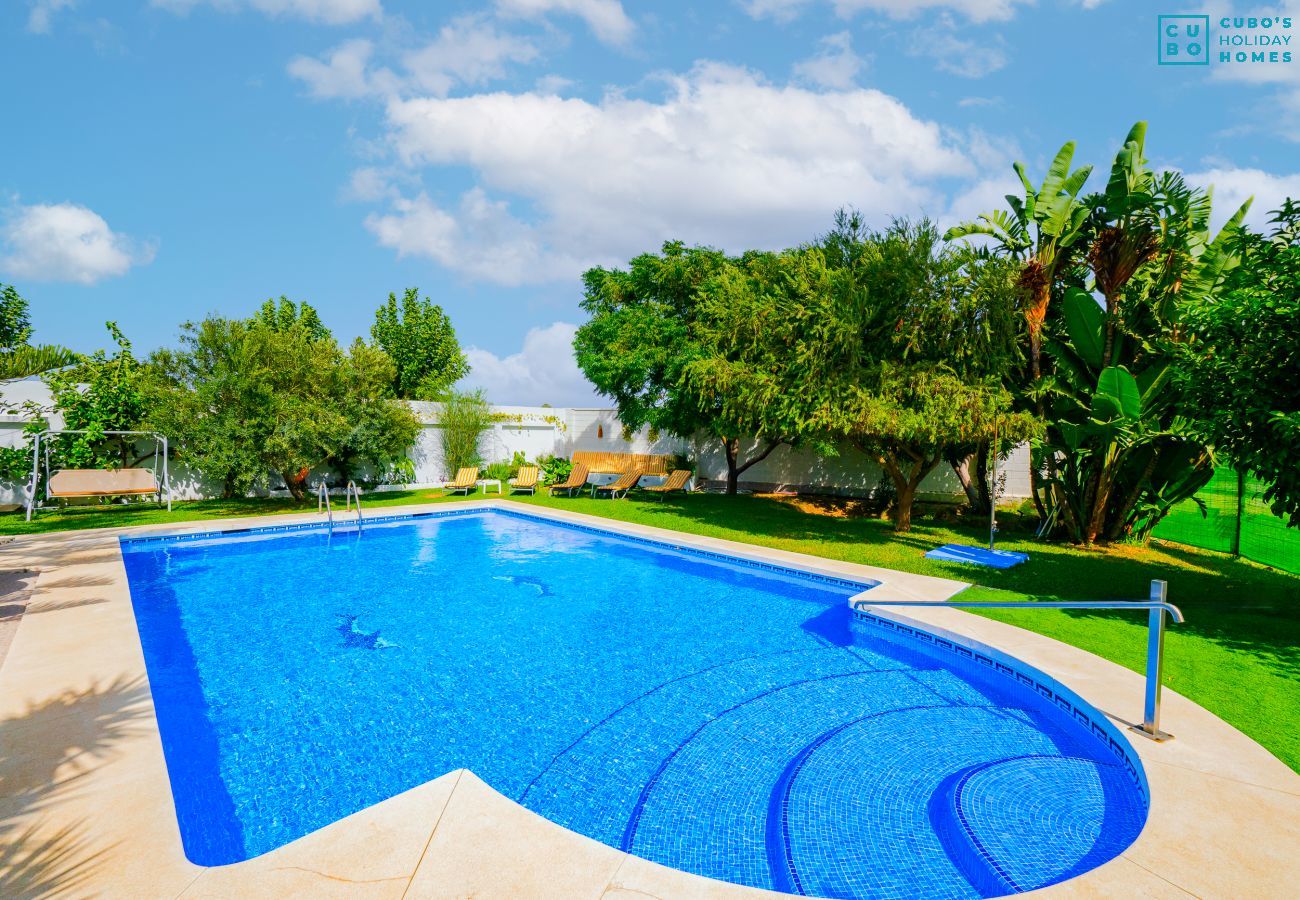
left=535, top=73, right=575, bottom=94
left=740, top=0, right=815, bottom=23
left=743, top=0, right=1029, bottom=23
left=402, top=17, right=540, bottom=95
left=1, top=202, right=156, bottom=285
left=150, top=0, right=381, bottom=25
left=793, top=32, right=865, bottom=89
left=27, top=0, right=76, bottom=33
left=343, top=166, right=406, bottom=201
left=939, top=175, right=1021, bottom=233
left=909, top=25, right=1008, bottom=78
left=495, top=0, right=634, bottom=45
left=462, top=322, right=599, bottom=406
left=375, top=62, right=972, bottom=284
left=287, top=38, right=398, bottom=99
left=363, top=188, right=588, bottom=285
left=1185, top=166, right=1300, bottom=232
left=288, top=17, right=539, bottom=100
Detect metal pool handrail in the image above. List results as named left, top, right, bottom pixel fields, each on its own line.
left=851, top=580, right=1183, bottom=741
left=316, top=480, right=333, bottom=527
left=344, top=480, right=363, bottom=529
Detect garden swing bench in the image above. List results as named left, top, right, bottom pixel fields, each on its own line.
left=24, top=429, right=172, bottom=522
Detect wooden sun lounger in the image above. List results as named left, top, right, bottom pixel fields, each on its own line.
left=510, top=466, right=539, bottom=495
left=49, top=468, right=159, bottom=498
left=548, top=463, right=590, bottom=497
left=444, top=467, right=479, bottom=495
left=591, top=469, right=642, bottom=500
left=643, top=469, right=691, bottom=500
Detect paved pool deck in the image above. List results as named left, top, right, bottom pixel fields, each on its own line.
left=0, top=498, right=1297, bottom=899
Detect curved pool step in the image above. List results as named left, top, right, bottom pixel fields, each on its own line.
left=633, top=697, right=1061, bottom=898
left=929, top=754, right=1147, bottom=896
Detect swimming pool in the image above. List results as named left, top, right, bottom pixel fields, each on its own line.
left=121, top=508, right=1147, bottom=898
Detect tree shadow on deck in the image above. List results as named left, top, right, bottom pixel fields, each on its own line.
left=0, top=676, right=152, bottom=899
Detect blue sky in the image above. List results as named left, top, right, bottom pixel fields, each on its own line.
left=3, top=0, right=1298, bottom=405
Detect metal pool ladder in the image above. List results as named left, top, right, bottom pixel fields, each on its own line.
left=851, top=580, right=1184, bottom=741
left=344, top=480, right=363, bottom=529
left=317, top=480, right=333, bottom=527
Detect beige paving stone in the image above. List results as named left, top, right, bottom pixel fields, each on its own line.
left=1023, top=855, right=1194, bottom=898
left=604, top=854, right=790, bottom=899
left=0, top=499, right=1297, bottom=898
left=404, top=772, right=627, bottom=899
left=1122, top=760, right=1300, bottom=898
left=182, top=772, right=462, bottom=900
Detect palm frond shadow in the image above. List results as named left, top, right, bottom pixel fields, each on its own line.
left=0, top=676, right=151, bottom=897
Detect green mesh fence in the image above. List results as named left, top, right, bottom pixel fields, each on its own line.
left=1153, top=467, right=1300, bottom=575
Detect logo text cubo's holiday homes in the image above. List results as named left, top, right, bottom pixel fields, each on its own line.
left=1159, top=14, right=1294, bottom=67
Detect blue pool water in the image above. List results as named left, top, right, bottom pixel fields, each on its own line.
left=121, top=509, right=1146, bottom=898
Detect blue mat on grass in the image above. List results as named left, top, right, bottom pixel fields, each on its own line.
left=924, top=543, right=1029, bottom=569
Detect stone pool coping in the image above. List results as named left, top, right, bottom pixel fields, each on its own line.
left=0, top=498, right=1294, bottom=898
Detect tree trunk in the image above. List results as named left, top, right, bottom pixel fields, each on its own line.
left=950, top=443, right=991, bottom=514
left=282, top=470, right=308, bottom=502
left=721, top=437, right=781, bottom=495
left=1083, top=449, right=1119, bottom=545
left=723, top=438, right=739, bottom=495
left=875, top=446, right=941, bottom=533
left=893, top=481, right=918, bottom=532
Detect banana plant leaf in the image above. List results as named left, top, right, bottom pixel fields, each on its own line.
left=1091, top=366, right=1142, bottom=423
left=1062, top=287, right=1105, bottom=369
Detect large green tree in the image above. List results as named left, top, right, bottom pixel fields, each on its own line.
left=371, top=288, right=469, bottom=400
left=147, top=309, right=419, bottom=500
left=687, top=221, right=1038, bottom=531
left=575, top=243, right=793, bottom=493
left=1182, top=200, right=1300, bottom=527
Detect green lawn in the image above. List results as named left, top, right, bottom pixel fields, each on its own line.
left=4, top=488, right=1298, bottom=772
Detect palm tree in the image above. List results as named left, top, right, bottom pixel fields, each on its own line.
left=0, top=285, right=80, bottom=381
left=0, top=344, right=81, bottom=380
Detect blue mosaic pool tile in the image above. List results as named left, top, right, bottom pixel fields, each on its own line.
left=121, top=508, right=1148, bottom=897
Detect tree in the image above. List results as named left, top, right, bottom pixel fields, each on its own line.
left=326, top=339, right=422, bottom=485
left=686, top=222, right=1038, bottom=530
left=253, top=296, right=330, bottom=340
left=371, top=288, right=469, bottom=400
left=0, top=284, right=80, bottom=381
left=1182, top=200, right=1300, bottom=527
left=575, top=243, right=792, bottom=494
left=951, top=122, right=1251, bottom=544
left=45, top=323, right=150, bottom=469
left=147, top=309, right=419, bottom=500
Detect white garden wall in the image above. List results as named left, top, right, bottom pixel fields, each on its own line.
left=0, top=379, right=1031, bottom=503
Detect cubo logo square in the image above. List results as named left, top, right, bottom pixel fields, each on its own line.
left=1159, top=15, right=1210, bottom=65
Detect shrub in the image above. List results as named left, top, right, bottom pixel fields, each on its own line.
left=438, top=389, right=493, bottom=476
left=537, top=454, right=572, bottom=485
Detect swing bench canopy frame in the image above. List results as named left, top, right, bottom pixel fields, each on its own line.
left=25, top=429, right=172, bottom=521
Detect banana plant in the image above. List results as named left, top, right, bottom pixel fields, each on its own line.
left=945, top=139, right=1094, bottom=524
left=945, top=140, right=1093, bottom=383
left=1040, top=185, right=1243, bottom=544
